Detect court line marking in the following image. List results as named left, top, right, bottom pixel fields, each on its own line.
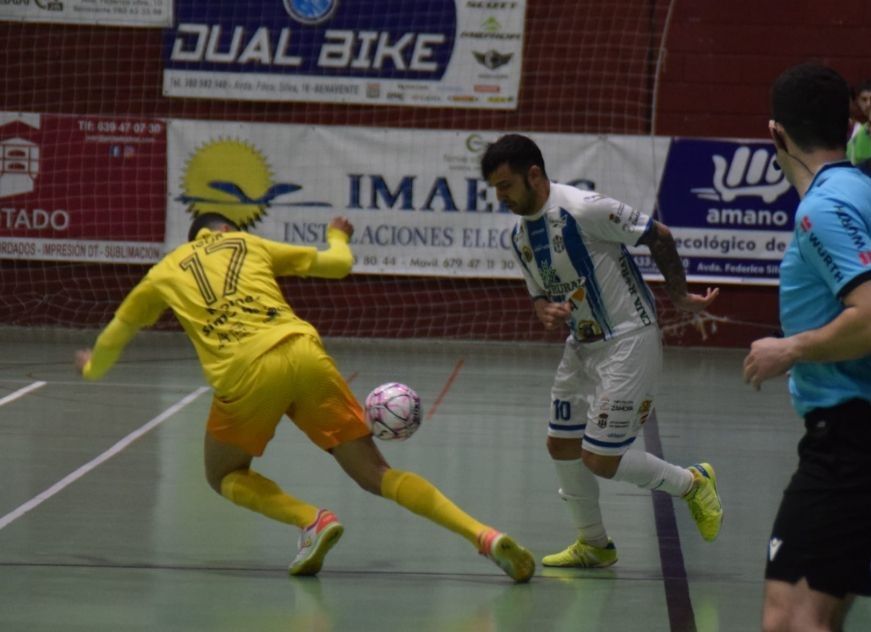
left=426, top=358, right=465, bottom=420
left=0, top=385, right=209, bottom=532
left=0, top=381, right=47, bottom=407
left=643, top=411, right=697, bottom=632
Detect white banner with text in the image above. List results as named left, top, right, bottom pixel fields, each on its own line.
left=166, top=120, right=668, bottom=279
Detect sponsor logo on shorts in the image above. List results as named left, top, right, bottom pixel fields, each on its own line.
left=638, top=399, right=653, bottom=424
left=768, top=537, right=783, bottom=561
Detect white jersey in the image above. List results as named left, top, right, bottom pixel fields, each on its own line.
left=510, top=182, right=657, bottom=343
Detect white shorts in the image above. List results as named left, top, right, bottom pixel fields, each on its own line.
left=548, top=326, right=662, bottom=456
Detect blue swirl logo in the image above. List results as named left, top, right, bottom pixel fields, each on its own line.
left=283, top=0, right=338, bottom=24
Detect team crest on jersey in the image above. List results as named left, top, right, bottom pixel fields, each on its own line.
left=552, top=234, right=565, bottom=253
left=521, top=245, right=533, bottom=262
left=549, top=214, right=567, bottom=230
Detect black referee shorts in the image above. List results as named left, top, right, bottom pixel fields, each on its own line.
left=764, top=398, right=871, bottom=598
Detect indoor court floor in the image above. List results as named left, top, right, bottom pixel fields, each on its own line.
left=1, top=327, right=869, bottom=632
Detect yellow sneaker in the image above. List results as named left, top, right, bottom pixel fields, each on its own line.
left=289, top=509, right=344, bottom=576
left=541, top=538, right=617, bottom=568
left=478, top=529, right=536, bottom=583
left=684, top=463, right=723, bottom=542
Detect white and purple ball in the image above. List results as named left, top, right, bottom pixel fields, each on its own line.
left=364, top=382, right=422, bottom=441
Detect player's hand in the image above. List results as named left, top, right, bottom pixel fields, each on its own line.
left=672, top=287, right=719, bottom=313
left=534, top=299, right=571, bottom=330
left=74, top=349, right=92, bottom=375
left=329, top=216, right=354, bottom=238
left=742, top=336, right=797, bottom=391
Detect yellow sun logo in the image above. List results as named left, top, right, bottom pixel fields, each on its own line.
left=180, top=139, right=275, bottom=229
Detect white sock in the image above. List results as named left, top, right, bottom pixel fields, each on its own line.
left=612, top=450, right=693, bottom=496
left=553, top=458, right=609, bottom=547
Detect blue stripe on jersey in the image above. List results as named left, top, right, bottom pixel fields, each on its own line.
left=560, top=209, right=613, bottom=336
left=527, top=216, right=558, bottom=290
left=583, top=434, right=637, bottom=449
left=549, top=422, right=586, bottom=432
left=621, top=244, right=657, bottom=319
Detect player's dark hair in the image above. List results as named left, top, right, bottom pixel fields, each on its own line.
left=771, top=62, right=850, bottom=151
left=480, top=133, right=547, bottom=180
left=855, top=78, right=871, bottom=95
left=187, top=213, right=240, bottom=241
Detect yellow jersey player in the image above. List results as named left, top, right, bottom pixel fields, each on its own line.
left=75, top=212, right=534, bottom=582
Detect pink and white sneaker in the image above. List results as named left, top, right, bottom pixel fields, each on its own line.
left=289, top=509, right=344, bottom=576
left=477, top=528, right=535, bottom=583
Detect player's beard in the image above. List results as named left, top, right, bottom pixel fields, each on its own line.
left=511, top=177, right=539, bottom=216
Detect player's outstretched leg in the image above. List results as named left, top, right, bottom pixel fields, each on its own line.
left=379, top=468, right=535, bottom=583
left=289, top=508, right=345, bottom=576
left=683, top=463, right=723, bottom=541
left=332, top=436, right=535, bottom=582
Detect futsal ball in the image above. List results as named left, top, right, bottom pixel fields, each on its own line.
left=364, top=382, right=422, bottom=441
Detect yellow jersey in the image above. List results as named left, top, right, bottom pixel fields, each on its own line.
left=83, top=227, right=353, bottom=391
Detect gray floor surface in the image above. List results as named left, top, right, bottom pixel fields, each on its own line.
left=1, top=328, right=869, bottom=631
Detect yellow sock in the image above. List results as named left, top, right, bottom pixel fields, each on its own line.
left=380, top=469, right=489, bottom=546
left=220, top=469, right=319, bottom=528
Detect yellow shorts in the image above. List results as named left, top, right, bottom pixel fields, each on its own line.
left=206, top=334, right=370, bottom=456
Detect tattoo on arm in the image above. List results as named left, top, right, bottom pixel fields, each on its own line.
left=639, top=222, right=687, bottom=301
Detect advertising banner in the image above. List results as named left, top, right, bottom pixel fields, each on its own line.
left=628, top=138, right=800, bottom=285
left=162, top=0, right=526, bottom=109
left=0, top=112, right=166, bottom=263
left=0, top=0, right=172, bottom=27
left=3, top=114, right=801, bottom=286
left=166, top=120, right=668, bottom=278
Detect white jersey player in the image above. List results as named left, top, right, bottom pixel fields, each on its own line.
left=482, top=133, right=723, bottom=569
left=510, top=183, right=657, bottom=344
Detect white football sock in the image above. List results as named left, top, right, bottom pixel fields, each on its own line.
left=553, top=458, right=609, bottom=547
left=612, top=449, right=693, bottom=496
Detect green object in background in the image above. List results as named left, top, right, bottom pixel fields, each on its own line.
left=848, top=124, right=871, bottom=167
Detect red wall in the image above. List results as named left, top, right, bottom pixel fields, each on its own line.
left=4, top=2, right=870, bottom=347
left=656, top=1, right=871, bottom=138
